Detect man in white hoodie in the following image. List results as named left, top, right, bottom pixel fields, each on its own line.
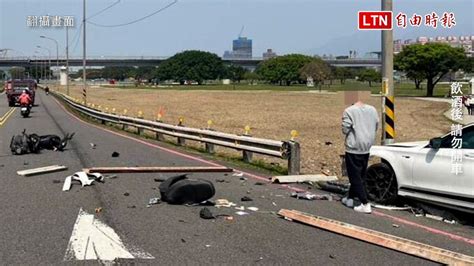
left=341, top=91, right=379, bottom=213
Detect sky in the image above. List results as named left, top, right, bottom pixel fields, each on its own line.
left=0, top=0, right=472, bottom=58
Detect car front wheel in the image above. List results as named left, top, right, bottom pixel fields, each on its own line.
left=365, top=162, right=398, bottom=205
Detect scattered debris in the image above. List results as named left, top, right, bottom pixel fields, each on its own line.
left=233, top=172, right=244, bottom=177
left=225, top=216, right=234, bottom=221
left=62, top=172, right=104, bottom=191
left=123, top=192, right=130, bottom=196
left=235, top=211, right=249, bottom=216
left=235, top=206, right=245, bottom=211
left=254, top=182, right=265, bottom=186
left=317, top=181, right=349, bottom=194
left=272, top=174, right=338, bottom=184
left=104, top=174, right=118, bottom=179
left=329, top=254, right=336, bottom=259
left=241, top=196, right=253, bottom=202
left=52, top=179, right=61, bottom=184
left=272, top=202, right=277, bottom=206
left=17, top=165, right=68, bottom=176
left=205, top=245, right=211, bottom=248
left=10, top=130, right=74, bottom=155
left=325, top=141, right=333, bottom=146
left=23, top=161, right=29, bottom=165
left=278, top=209, right=474, bottom=265
left=147, top=197, right=161, bottom=207
left=291, top=192, right=333, bottom=201
left=247, top=207, right=259, bottom=212
left=154, top=177, right=166, bottom=182
left=199, top=207, right=215, bottom=219
left=85, top=166, right=233, bottom=174
left=95, top=207, right=102, bottom=214
left=127, top=205, right=136, bottom=209
left=215, top=199, right=236, bottom=208
left=181, top=238, right=186, bottom=243
left=240, top=176, right=247, bottom=181
left=392, top=224, right=400, bottom=228
left=90, top=143, right=97, bottom=149
left=372, top=204, right=412, bottom=211
left=111, top=151, right=120, bottom=158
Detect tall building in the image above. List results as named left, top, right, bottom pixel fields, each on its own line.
left=232, top=37, right=252, bottom=58
left=263, top=49, right=277, bottom=60
left=223, top=36, right=253, bottom=59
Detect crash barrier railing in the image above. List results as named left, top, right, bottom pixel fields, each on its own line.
left=47, top=89, right=301, bottom=175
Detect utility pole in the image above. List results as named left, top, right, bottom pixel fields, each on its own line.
left=66, top=26, right=70, bottom=95
left=381, top=0, right=395, bottom=145
left=82, top=0, right=87, bottom=103
left=40, top=35, right=59, bottom=82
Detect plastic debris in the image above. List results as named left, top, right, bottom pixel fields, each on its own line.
left=235, top=211, right=249, bottom=216
left=147, top=197, right=161, bottom=207
left=199, top=207, right=215, bottom=219
left=241, top=196, right=253, bottom=202
left=111, top=151, right=120, bottom=157
left=95, top=207, right=102, bottom=213
left=90, top=143, right=97, bottom=149
left=247, top=207, right=259, bottom=212
left=62, top=172, right=104, bottom=191
left=392, top=224, right=400, bottom=228
left=215, top=199, right=236, bottom=208
left=233, top=172, right=244, bottom=177
left=291, top=192, right=333, bottom=201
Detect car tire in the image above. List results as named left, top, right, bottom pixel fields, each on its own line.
left=9, top=101, right=14, bottom=107
left=365, top=162, right=398, bottom=205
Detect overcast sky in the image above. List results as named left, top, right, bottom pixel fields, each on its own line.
left=1, top=0, right=472, bottom=58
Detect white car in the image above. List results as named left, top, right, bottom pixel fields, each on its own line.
left=367, top=124, right=473, bottom=213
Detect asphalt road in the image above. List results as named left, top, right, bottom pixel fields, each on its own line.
left=0, top=90, right=473, bottom=265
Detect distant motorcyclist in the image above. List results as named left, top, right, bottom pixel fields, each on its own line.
left=18, top=90, right=32, bottom=106
left=45, top=86, right=50, bottom=95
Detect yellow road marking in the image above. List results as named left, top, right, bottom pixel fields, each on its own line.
left=0, top=107, right=16, bottom=126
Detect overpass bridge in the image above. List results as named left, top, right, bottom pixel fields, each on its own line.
left=0, top=56, right=381, bottom=69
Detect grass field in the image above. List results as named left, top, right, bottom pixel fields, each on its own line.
left=105, top=80, right=460, bottom=97
left=56, top=82, right=452, bottom=176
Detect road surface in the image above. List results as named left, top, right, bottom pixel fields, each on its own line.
left=0, top=90, right=472, bottom=264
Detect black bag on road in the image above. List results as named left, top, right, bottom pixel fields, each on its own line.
left=159, top=174, right=215, bottom=205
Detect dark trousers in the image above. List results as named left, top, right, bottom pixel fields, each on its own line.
left=345, top=152, right=370, bottom=204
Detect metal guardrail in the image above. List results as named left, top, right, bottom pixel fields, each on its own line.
left=49, top=89, right=301, bottom=175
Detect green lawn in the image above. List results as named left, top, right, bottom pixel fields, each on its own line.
left=107, top=80, right=467, bottom=98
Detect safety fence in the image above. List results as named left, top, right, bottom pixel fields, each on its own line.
left=48, top=89, right=301, bottom=175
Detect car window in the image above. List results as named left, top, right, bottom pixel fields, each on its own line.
left=462, top=126, right=474, bottom=149
left=439, top=126, right=474, bottom=149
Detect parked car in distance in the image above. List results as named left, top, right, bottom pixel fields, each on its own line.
left=368, top=124, right=473, bottom=213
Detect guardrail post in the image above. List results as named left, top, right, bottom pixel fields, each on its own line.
left=205, top=120, right=215, bottom=154
left=177, top=117, right=185, bottom=146
left=137, top=110, right=144, bottom=135
left=287, top=141, right=300, bottom=175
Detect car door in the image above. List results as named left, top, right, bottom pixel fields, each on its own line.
left=411, top=126, right=473, bottom=198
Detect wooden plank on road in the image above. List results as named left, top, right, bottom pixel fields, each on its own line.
left=278, top=209, right=474, bottom=265
left=85, top=166, right=233, bottom=174
left=17, top=165, right=68, bottom=176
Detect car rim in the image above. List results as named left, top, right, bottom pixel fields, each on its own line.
left=366, top=165, right=396, bottom=202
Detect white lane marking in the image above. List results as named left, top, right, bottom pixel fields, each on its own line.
left=64, top=208, right=154, bottom=261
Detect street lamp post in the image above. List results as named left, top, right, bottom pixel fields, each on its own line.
left=34, top=51, right=44, bottom=80
left=40, top=35, right=59, bottom=81
left=36, top=45, right=51, bottom=80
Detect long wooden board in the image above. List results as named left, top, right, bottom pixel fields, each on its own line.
left=84, top=166, right=233, bottom=174
left=272, top=174, right=338, bottom=183
left=17, top=165, right=68, bottom=176
left=278, top=209, right=474, bottom=265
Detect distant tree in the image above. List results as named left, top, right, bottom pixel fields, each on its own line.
left=256, top=54, right=312, bottom=86
left=333, top=67, right=354, bottom=84
left=395, top=43, right=467, bottom=97
left=155, top=50, right=225, bottom=85
left=9, top=67, right=26, bottom=79
left=131, top=66, right=156, bottom=81
left=102, top=67, right=134, bottom=80
left=243, top=71, right=261, bottom=84
left=225, top=65, right=247, bottom=83
left=299, top=58, right=331, bottom=87
left=0, top=70, right=5, bottom=80
left=358, top=69, right=381, bottom=87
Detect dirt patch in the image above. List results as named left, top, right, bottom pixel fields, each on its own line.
left=57, top=86, right=451, bottom=176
